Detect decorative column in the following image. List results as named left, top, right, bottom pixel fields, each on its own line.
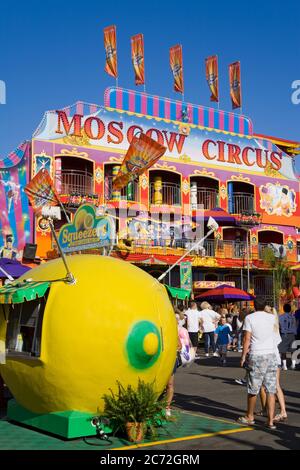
left=127, top=181, right=134, bottom=201
left=153, top=176, right=163, bottom=205
left=111, top=165, right=121, bottom=201
left=55, top=158, right=62, bottom=194
left=190, top=181, right=198, bottom=210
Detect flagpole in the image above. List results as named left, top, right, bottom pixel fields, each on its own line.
left=59, top=200, right=71, bottom=224
left=158, top=228, right=215, bottom=282
left=48, top=218, right=75, bottom=285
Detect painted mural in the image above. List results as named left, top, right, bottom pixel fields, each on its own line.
left=259, top=183, right=296, bottom=217
left=0, top=142, right=31, bottom=257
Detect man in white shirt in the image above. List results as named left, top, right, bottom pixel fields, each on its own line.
left=238, top=298, right=278, bottom=429
left=185, top=302, right=202, bottom=357
left=199, top=302, right=221, bottom=357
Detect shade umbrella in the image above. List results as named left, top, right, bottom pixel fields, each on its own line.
left=203, top=207, right=236, bottom=226
left=195, top=284, right=255, bottom=302
left=0, top=257, right=31, bottom=279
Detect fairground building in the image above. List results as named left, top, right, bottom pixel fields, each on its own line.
left=1, top=87, right=300, bottom=305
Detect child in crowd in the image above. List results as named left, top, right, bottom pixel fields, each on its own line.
left=225, top=314, right=234, bottom=350
left=215, top=316, right=231, bottom=366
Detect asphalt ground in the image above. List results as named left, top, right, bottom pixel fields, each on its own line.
left=0, top=350, right=299, bottom=453
left=150, top=350, right=300, bottom=451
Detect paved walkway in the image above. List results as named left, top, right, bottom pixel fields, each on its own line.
left=162, top=351, right=300, bottom=450
left=0, top=352, right=299, bottom=450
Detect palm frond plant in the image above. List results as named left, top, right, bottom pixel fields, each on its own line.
left=262, top=247, right=292, bottom=309
left=102, top=379, right=167, bottom=442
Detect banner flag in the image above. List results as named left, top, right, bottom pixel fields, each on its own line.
left=24, top=169, right=60, bottom=214
left=131, top=33, right=145, bottom=85
left=205, top=55, right=219, bottom=102
left=104, top=25, right=118, bottom=78
left=170, top=45, right=184, bottom=94
left=229, top=61, right=242, bottom=109
left=112, top=133, right=166, bottom=190
left=180, top=261, right=192, bottom=291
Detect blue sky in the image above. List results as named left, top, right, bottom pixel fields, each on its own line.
left=0, top=0, right=299, bottom=164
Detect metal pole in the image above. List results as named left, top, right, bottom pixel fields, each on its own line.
left=246, top=228, right=250, bottom=292
left=0, top=266, right=14, bottom=282
left=158, top=228, right=215, bottom=282
left=48, top=219, right=75, bottom=284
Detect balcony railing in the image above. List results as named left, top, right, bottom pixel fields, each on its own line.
left=120, top=238, right=252, bottom=259
left=228, top=192, right=254, bottom=214
left=122, top=238, right=216, bottom=256
left=195, top=188, right=218, bottom=210
left=104, top=176, right=139, bottom=201
left=220, top=240, right=247, bottom=259
left=57, top=169, right=93, bottom=195
left=258, top=243, right=286, bottom=259
left=150, top=182, right=181, bottom=206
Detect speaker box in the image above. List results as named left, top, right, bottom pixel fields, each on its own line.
left=23, top=243, right=37, bottom=260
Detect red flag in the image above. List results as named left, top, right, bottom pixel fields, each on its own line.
left=104, top=25, right=118, bottom=78
left=205, top=55, right=219, bottom=102
left=229, top=61, right=242, bottom=109
left=131, top=34, right=145, bottom=86
left=170, top=45, right=184, bottom=94
left=24, top=169, right=60, bottom=215
left=113, top=133, right=166, bottom=190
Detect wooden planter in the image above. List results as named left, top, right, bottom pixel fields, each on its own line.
left=125, top=422, right=145, bottom=442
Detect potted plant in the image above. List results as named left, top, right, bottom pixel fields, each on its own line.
left=102, top=379, right=167, bottom=442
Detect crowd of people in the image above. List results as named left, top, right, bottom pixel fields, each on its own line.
left=167, top=297, right=299, bottom=429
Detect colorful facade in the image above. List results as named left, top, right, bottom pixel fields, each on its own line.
left=1, top=87, right=300, bottom=302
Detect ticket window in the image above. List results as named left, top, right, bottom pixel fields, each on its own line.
left=5, top=294, right=48, bottom=358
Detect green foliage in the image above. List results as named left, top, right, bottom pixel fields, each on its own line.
left=262, top=247, right=292, bottom=308
left=262, top=247, right=277, bottom=268
left=102, top=379, right=167, bottom=434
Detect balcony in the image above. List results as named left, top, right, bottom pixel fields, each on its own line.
left=104, top=176, right=139, bottom=201
left=58, top=169, right=93, bottom=195
left=258, top=243, right=288, bottom=260
left=221, top=240, right=247, bottom=259
left=228, top=192, right=254, bottom=214
left=126, top=238, right=215, bottom=256
left=150, top=182, right=181, bottom=206
left=195, top=188, right=218, bottom=210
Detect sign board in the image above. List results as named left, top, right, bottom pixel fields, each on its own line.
left=193, top=281, right=235, bottom=289
left=34, top=104, right=297, bottom=181
left=58, top=204, right=115, bottom=253
left=180, top=262, right=192, bottom=291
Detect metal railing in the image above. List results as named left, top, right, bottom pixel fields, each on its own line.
left=195, top=188, right=218, bottom=210
left=120, top=238, right=216, bottom=256
left=58, top=169, right=93, bottom=195
left=150, top=182, right=181, bottom=206
left=220, top=240, right=247, bottom=259
left=228, top=192, right=254, bottom=214
left=258, top=243, right=286, bottom=259
left=104, top=176, right=139, bottom=201
left=254, top=277, right=273, bottom=298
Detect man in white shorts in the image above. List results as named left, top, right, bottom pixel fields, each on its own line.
left=238, top=298, right=278, bottom=430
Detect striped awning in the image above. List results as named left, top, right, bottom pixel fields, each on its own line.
left=0, top=141, right=30, bottom=169
left=0, top=281, right=50, bottom=304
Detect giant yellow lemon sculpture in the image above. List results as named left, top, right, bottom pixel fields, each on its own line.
left=0, top=255, right=177, bottom=414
